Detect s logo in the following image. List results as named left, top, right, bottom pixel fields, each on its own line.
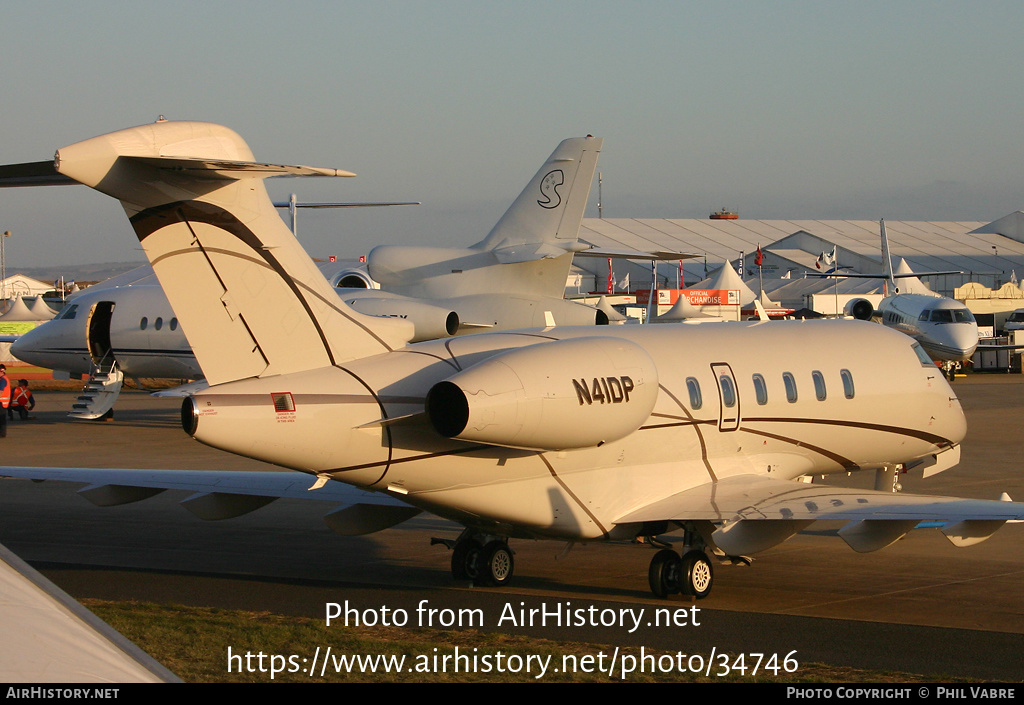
left=537, top=169, right=564, bottom=209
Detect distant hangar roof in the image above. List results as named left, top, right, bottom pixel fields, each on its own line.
left=577, top=214, right=1024, bottom=296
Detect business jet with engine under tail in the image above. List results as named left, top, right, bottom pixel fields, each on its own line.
left=824, top=220, right=979, bottom=376
left=2, top=120, right=1022, bottom=600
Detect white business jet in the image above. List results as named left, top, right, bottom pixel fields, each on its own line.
left=826, top=220, right=979, bottom=375
left=2, top=121, right=1022, bottom=600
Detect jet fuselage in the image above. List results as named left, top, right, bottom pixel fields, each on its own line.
left=185, top=319, right=965, bottom=541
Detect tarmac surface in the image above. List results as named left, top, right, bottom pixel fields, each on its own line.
left=1, top=377, right=1023, bottom=681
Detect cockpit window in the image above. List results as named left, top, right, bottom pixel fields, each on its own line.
left=57, top=304, right=78, bottom=320
left=911, top=342, right=934, bottom=367
left=1008, top=311, right=1024, bottom=323
left=930, top=308, right=975, bottom=323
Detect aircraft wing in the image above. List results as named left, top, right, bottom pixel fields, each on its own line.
left=615, top=474, right=1024, bottom=553
left=0, top=467, right=420, bottom=536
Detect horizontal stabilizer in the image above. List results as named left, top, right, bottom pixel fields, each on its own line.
left=126, top=155, right=356, bottom=179
left=575, top=246, right=699, bottom=261
left=0, top=160, right=76, bottom=187
left=491, top=240, right=588, bottom=264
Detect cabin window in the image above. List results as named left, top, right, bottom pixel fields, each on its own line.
left=719, top=375, right=736, bottom=408
left=783, top=372, right=798, bottom=403
left=170, top=318, right=178, bottom=331
left=154, top=317, right=163, bottom=331
left=752, top=374, right=768, bottom=405
left=812, top=370, right=826, bottom=401
left=841, top=369, right=855, bottom=399
left=140, top=317, right=148, bottom=330
left=686, top=377, right=702, bottom=410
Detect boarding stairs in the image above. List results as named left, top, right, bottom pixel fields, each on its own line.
left=69, top=355, right=124, bottom=420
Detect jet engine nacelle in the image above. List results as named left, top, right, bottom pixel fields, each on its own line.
left=331, top=268, right=378, bottom=289
left=844, top=298, right=875, bottom=321
left=344, top=297, right=459, bottom=342
left=425, top=336, right=659, bottom=450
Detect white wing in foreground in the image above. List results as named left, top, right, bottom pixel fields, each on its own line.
left=616, top=474, right=1024, bottom=554
left=0, top=467, right=419, bottom=536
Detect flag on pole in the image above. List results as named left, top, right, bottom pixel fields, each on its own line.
left=607, top=258, right=613, bottom=294
left=755, top=245, right=763, bottom=267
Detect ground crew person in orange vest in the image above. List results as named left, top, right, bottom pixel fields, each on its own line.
left=9, top=379, right=34, bottom=421
left=0, top=365, right=10, bottom=438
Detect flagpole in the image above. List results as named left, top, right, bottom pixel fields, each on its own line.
left=646, top=260, right=656, bottom=323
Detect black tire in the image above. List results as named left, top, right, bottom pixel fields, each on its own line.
left=478, top=541, right=514, bottom=587
left=648, top=549, right=681, bottom=598
left=451, top=541, right=481, bottom=581
left=680, top=550, right=713, bottom=599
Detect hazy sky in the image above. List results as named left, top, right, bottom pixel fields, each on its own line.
left=2, top=1, right=1023, bottom=270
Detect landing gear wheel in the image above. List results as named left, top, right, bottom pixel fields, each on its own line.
left=451, top=541, right=481, bottom=581
left=680, top=550, right=713, bottom=599
left=477, top=541, right=514, bottom=587
left=648, top=549, right=681, bottom=598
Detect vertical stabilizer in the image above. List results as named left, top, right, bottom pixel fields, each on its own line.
left=475, top=136, right=601, bottom=252
left=879, top=219, right=897, bottom=294
left=53, top=121, right=413, bottom=385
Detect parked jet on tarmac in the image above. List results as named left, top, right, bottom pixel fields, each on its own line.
left=3, top=121, right=1022, bottom=599
left=827, top=220, right=979, bottom=373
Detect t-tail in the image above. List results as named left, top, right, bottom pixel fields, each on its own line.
left=52, top=120, right=413, bottom=386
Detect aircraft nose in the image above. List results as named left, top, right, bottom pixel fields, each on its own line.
left=947, top=325, right=979, bottom=359
left=931, top=324, right=978, bottom=361
left=10, top=327, right=41, bottom=364
left=10, top=321, right=69, bottom=369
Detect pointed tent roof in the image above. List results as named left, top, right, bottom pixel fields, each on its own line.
left=705, top=263, right=758, bottom=305
left=27, top=297, right=56, bottom=320
left=0, top=297, right=40, bottom=321
left=893, top=258, right=934, bottom=296
left=655, top=295, right=724, bottom=322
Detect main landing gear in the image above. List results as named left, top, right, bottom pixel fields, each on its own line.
left=646, top=526, right=714, bottom=599
left=433, top=530, right=514, bottom=587
left=648, top=548, right=713, bottom=599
